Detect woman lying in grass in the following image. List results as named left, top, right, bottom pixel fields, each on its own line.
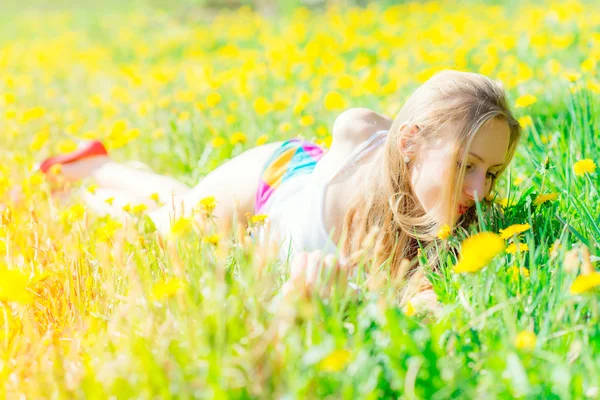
left=39, top=70, right=522, bottom=308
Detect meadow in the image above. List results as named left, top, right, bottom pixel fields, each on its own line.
left=0, top=0, right=599, bottom=398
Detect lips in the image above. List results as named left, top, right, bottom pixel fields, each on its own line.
left=457, top=204, right=470, bottom=215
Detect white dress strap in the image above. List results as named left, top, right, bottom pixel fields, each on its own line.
left=324, top=129, right=389, bottom=185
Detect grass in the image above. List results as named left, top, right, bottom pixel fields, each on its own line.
left=0, top=0, right=599, bottom=398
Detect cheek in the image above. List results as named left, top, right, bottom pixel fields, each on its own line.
left=410, top=163, right=446, bottom=212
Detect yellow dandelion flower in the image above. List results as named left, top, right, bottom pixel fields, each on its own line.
left=437, top=224, right=452, bottom=240
left=178, top=111, right=190, bottom=121
left=318, top=349, right=351, bottom=372
left=508, top=266, right=529, bottom=280
left=324, top=91, right=347, bottom=110
left=104, top=197, right=115, bottom=206
left=1, top=207, right=12, bottom=227
left=3, top=92, right=16, bottom=104
left=57, top=140, right=78, bottom=153
left=562, top=71, right=581, bottom=83
left=150, top=193, right=160, bottom=203
left=203, top=234, right=220, bottom=245
left=255, top=134, right=269, bottom=146
left=211, top=136, right=227, bottom=148
left=514, top=94, right=537, bottom=108
left=206, top=92, right=222, bottom=107
left=122, top=204, right=131, bottom=213
left=230, top=132, right=247, bottom=145
left=278, top=122, right=292, bottom=133
left=198, top=196, right=217, bottom=213
left=250, top=214, right=268, bottom=225
left=499, top=223, right=531, bottom=239
left=299, top=115, right=315, bottom=126
left=132, top=203, right=147, bottom=214
left=22, top=106, right=46, bottom=122
left=514, top=176, right=524, bottom=186
left=403, top=301, right=416, bottom=316
left=573, top=159, right=596, bottom=176
left=0, top=266, right=32, bottom=304
left=518, top=115, right=533, bottom=129
left=569, top=272, right=600, bottom=294
left=453, top=232, right=505, bottom=273
left=170, top=217, right=193, bottom=237
left=506, top=242, right=529, bottom=254
left=87, top=184, right=98, bottom=195
left=514, top=330, right=536, bottom=351
left=253, top=96, right=270, bottom=116
left=151, top=278, right=183, bottom=301
left=534, top=193, right=559, bottom=206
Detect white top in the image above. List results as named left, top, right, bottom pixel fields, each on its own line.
left=260, top=130, right=389, bottom=261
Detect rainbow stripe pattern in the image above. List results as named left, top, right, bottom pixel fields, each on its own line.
left=255, top=139, right=325, bottom=214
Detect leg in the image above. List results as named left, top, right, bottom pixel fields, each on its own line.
left=59, top=156, right=191, bottom=203
left=149, top=142, right=282, bottom=236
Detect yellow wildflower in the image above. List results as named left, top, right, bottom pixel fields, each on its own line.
left=256, top=134, right=269, bottom=146
left=0, top=266, right=32, bottom=304
left=514, top=94, right=537, bottom=108
left=253, top=96, right=270, bottom=116
left=150, top=193, right=160, bottom=203
left=104, top=197, right=115, bottom=206
left=437, top=224, right=452, bottom=240
left=211, top=136, right=227, bottom=148
left=230, top=132, right=247, bottom=145
left=203, top=234, right=220, bottom=245
left=132, top=203, right=147, bottom=214
left=250, top=214, right=268, bottom=225
left=278, top=122, right=292, bottom=133
left=506, top=242, right=529, bottom=254
left=205, top=92, right=222, bottom=107
left=499, top=223, right=531, bottom=239
left=573, top=159, right=596, bottom=176
left=151, top=278, right=183, bottom=301
left=170, top=217, right=193, bottom=237
left=403, top=301, right=416, bottom=316
left=198, top=196, right=217, bottom=213
left=562, top=71, right=581, bottom=82
left=534, top=193, right=559, bottom=206
left=87, top=184, right=98, bottom=195
left=508, top=265, right=530, bottom=280
left=318, top=349, right=351, bottom=372
left=324, top=91, right=346, bottom=110
left=514, top=330, right=536, bottom=351
left=453, top=232, right=505, bottom=273
left=570, top=272, right=600, bottom=294
left=518, top=115, right=533, bottom=129
left=178, top=111, right=190, bottom=121
left=22, top=106, right=46, bottom=122
left=299, top=115, right=315, bottom=126
left=1, top=207, right=12, bottom=226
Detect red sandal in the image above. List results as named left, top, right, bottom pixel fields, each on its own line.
left=37, top=140, right=108, bottom=174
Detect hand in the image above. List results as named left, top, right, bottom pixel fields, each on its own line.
left=405, top=289, right=441, bottom=320
left=280, top=250, right=353, bottom=300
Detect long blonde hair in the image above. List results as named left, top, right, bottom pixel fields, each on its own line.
left=340, top=70, right=522, bottom=290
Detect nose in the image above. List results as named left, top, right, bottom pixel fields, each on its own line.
left=464, top=173, right=488, bottom=203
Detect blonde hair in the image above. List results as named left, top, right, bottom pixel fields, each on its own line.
left=340, top=70, right=521, bottom=294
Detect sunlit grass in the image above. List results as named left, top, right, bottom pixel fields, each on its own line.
left=0, top=0, right=599, bottom=397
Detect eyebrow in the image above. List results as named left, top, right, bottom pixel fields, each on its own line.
left=469, top=152, right=504, bottom=168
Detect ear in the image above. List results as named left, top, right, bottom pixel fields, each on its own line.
left=396, top=123, right=420, bottom=158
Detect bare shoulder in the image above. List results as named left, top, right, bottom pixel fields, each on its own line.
left=331, top=107, right=393, bottom=148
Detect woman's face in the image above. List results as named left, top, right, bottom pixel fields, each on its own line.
left=408, top=117, right=511, bottom=225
